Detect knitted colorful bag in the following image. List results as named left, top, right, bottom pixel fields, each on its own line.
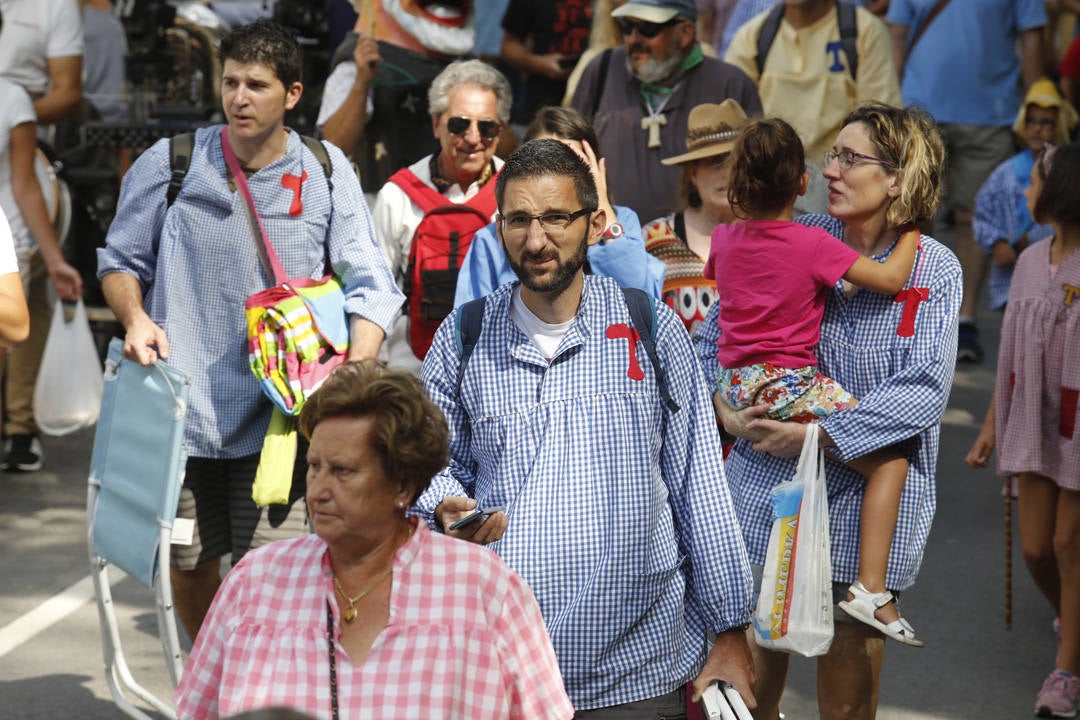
left=222, top=127, right=348, bottom=416
left=244, top=275, right=348, bottom=415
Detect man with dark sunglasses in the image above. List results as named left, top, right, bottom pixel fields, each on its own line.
left=569, top=0, right=761, bottom=225
left=371, top=59, right=512, bottom=373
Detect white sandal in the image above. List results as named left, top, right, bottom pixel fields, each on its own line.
left=837, top=581, right=925, bottom=647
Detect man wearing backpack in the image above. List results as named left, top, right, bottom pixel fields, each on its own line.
left=416, top=138, right=755, bottom=716
left=96, top=20, right=402, bottom=640
left=724, top=0, right=900, bottom=162
left=370, top=59, right=511, bottom=371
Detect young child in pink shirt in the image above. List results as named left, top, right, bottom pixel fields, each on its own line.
left=705, top=117, right=925, bottom=646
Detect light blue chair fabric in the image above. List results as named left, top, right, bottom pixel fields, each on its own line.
left=88, top=338, right=190, bottom=719
left=90, top=338, right=190, bottom=587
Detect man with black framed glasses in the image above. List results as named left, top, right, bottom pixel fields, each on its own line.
left=371, top=59, right=512, bottom=372
left=569, top=0, right=761, bottom=225
left=417, top=138, right=756, bottom=718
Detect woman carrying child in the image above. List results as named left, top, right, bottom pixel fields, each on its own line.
left=696, top=104, right=961, bottom=720
left=705, top=115, right=922, bottom=645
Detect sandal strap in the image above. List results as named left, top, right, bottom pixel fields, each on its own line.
left=872, top=590, right=896, bottom=609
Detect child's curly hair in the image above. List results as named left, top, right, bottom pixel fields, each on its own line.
left=727, top=118, right=805, bottom=220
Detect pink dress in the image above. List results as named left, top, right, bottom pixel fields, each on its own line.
left=995, top=239, right=1080, bottom=489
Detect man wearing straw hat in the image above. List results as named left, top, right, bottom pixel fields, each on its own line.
left=569, top=0, right=761, bottom=224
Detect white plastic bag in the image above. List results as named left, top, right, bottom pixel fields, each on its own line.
left=753, top=423, right=834, bottom=656
left=33, top=299, right=104, bottom=436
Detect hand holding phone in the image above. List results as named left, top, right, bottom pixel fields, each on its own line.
left=448, top=505, right=506, bottom=531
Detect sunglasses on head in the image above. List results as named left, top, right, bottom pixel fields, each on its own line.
left=616, top=17, right=680, bottom=39
left=446, top=116, right=502, bottom=141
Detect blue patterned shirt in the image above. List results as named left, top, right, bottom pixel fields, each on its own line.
left=973, top=150, right=1053, bottom=311
left=418, top=275, right=752, bottom=710
left=695, top=215, right=961, bottom=591
left=98, top=127, right=402, bottom=458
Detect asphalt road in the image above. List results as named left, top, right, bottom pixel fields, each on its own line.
left=0, top=252, right=1058, bottom=720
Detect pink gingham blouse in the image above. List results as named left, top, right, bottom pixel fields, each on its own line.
left=175, top=520, right=573, bottom=719
left=995, top=239, right=1080, bottom=489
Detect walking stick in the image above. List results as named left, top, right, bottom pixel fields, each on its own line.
left=1004, top=483, right=1013, bottom=631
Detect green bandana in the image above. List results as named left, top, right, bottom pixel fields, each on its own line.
left=639, top=44, right=704, bottom=106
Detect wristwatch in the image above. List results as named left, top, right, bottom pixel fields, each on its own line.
left=600, top=221, right=624, bottom=244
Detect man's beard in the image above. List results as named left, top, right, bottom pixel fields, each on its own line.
left=626, top=46, right=686, bottom=84
left=506, top=229, right=589, bottom=294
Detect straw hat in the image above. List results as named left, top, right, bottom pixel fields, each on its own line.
left=1013, top=77, right=1078, bottom=147
left=661, top=100, right=749, bottom=166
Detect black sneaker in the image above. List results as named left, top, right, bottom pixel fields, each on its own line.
left=956, top=322, right=984, bottom=364
left=2, top=434, right=43, bottom=472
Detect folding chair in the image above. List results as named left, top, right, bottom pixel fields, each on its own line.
left=87, top=338, right=191, bottom=720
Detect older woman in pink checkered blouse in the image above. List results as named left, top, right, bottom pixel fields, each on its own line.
left=175, top=361, right=572, bottom=720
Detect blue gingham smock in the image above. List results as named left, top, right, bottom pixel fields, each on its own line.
left=972, top=150, right=1054, bottom=311
left=418, top=275, right=753, bottom=711
left=695, top=215, right=961, bottom=592
left=97, top=127, right=402, bottom=459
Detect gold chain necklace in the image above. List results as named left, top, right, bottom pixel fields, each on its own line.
left=332, top=526, right=414, bottom=624
left=333, top=567, right=393, bottom=624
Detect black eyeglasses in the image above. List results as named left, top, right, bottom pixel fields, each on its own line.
left=446, top=116, right=502, bottom=141
left=1026, top=117, right=1056, bottom=129
left=824, top=149, right=894, bottom=172
left=498, top=208, right=595, bottom=237
left=615, top=17, right=680, bottom=39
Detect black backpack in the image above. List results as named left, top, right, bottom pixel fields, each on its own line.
left=755, top=2, right=858, bottom=80
left=454, top=287, right=680, bottom=413
left=165, top=131, right=332, bottom=207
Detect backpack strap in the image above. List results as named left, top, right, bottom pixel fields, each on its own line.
left=589, top=48, right=613, bottom=120
left=754, top=4, right=786, bottom=78
left=167, top=132, right=194, bottom=207
left=756, top=3, right=858, bottom=80
left=836, top=1, right=858, bottom=80
left=454, top=289, right=679, bottom=413
left=166, top=132, right=332, bottom=207
left=300, top=135, right=334, bottom=192
left=621, top=287, right=680, bottom=413
left=455, top=296, right=487, bottom=398
left=390, top=167, right=455, bottom=212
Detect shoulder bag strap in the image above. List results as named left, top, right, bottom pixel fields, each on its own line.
left=901, top=0, right=952, bottom=78
left=326, top=601, right=339, bottom=720
left=219, top=126, right=287, bottom=286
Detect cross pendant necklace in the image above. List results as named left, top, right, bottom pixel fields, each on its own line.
left=641, top=88, right=677, bottom=149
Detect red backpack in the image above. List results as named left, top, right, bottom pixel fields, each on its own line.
left=389, top=167, right=499, bottom=359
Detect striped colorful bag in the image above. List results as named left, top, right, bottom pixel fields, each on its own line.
left=222, top=127, right=348, bottom=417
left=245, top=275, right=348, bottom=415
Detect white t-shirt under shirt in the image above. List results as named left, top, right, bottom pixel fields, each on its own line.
left=0, top=78, right=39, bottom=255
left=0, top=0, right=85, bottom=96
left=509, top=285, right=573, bottom=361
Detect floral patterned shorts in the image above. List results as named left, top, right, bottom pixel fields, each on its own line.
left=716, top=362, right=857, bottom=423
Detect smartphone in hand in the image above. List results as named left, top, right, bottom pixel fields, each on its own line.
left=448, top=506, right=506, bottom=531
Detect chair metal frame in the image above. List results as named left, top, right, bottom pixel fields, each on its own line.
left=87, top=339, right=190, bottom=720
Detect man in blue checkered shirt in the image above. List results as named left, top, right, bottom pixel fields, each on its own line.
left=97, top=20, right=402, bottom=640
left=418, top=138, right=754, bottom=716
